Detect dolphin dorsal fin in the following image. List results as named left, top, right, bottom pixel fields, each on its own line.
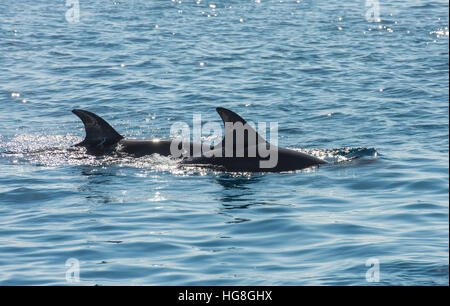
left=215, top=107, right=267, bottom=150
left=72, top=109, right=123, bottom=148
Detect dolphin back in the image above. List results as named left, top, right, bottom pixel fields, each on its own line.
left=72, top=109, right=123, bottom=149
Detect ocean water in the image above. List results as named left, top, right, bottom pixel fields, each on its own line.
left=0, top=0, right=448, bottom=286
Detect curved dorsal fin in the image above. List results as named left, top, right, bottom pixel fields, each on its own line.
left=215, top=107, right=267, bottom=150
left=72, top=109, right=123, bottom=148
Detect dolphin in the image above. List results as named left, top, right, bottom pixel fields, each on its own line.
left=72, top=108, right=327, bottom=172
left=180, top=107, right=327, bottom=172
left=72, top=109, right=203, bottom=157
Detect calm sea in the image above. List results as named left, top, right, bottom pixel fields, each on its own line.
left=0, top=0, right=448, bottom=285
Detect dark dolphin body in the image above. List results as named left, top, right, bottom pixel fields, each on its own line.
left=72, top=109, right=203, bottom=157
left=180, top=107, right=327, bottom=172
left=72, top=108, right=327, bottom=172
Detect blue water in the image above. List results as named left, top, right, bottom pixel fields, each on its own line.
left=0, top=0, right=448, bottom=285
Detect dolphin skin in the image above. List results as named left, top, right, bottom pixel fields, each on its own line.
left=72, top=109, right=204, bottom=157
left=72, top=107, right=327, bottom=172
left=180, top=107, right=327, bottom=172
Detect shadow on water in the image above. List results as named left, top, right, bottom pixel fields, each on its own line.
left=76, top=166, right=121, bottom=205
left=215, top=174, right=262, bottom=191
left=214, top=174, right=262, bottom=203
left=213, top=174, right=268, bottom=224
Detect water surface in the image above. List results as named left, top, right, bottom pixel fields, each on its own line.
left=0, top=0, right=448, bottom=285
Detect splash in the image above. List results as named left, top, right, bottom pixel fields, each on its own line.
left=0, top=134, right=180, bottom=172
left=290, top=147, right=378, bottom=163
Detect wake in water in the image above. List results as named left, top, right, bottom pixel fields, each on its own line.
left=0, top=134, right=378, bottom=174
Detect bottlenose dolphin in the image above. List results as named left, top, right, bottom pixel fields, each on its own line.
left=180, top=107, right=327, bottom=172
left=72, top=109, right=204, bottom=156
left=72, top=108, right=327, bottom=172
